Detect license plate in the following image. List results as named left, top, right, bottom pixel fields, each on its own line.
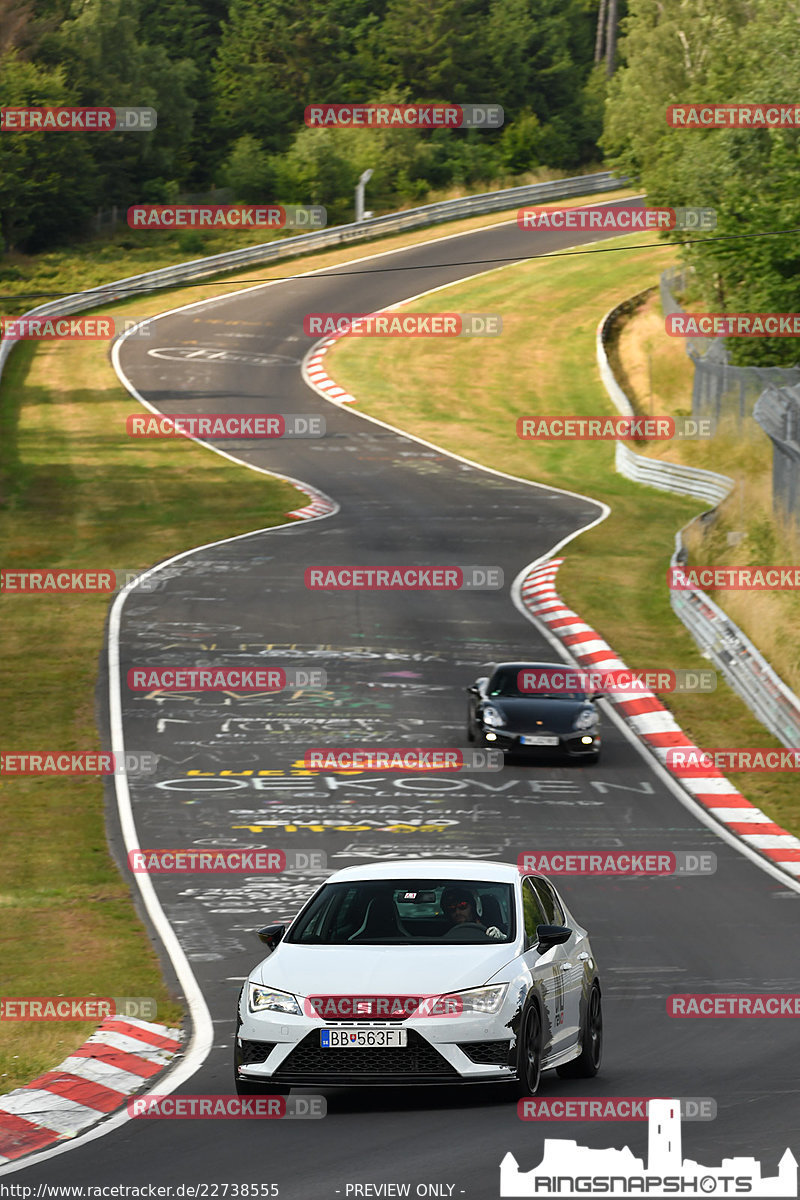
left=320, top=1028, right=407, bottom=1048
left=521, top=735, right=559, bottom=746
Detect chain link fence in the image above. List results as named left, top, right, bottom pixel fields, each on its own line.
left=661, top=266, right=800, bottom=430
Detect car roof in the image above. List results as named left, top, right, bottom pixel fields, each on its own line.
left=324, top=859, right=524, bottom=885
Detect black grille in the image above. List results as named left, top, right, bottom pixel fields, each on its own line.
left=457, top=1040, right=511, bottom=1065
left=240, top=1040, right=275, bottom=1065
left=274, top=1030, right=458, bottom=1080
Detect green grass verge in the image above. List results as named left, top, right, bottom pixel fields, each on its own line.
left=326, top=232, right=800, bottom=840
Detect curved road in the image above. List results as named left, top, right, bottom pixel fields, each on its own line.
left=12, top=209, right=800, bottom=1195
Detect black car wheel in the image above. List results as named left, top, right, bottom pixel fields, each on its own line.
left=514, top=1001, right=543, bottom=1097
left=557, top=982, right=602, bottom=1078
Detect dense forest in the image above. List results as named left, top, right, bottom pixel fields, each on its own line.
left=3, top=0, right=800, bottom=368
left=0, top=0, right=607, bottom=251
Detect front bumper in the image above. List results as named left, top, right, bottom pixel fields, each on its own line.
left=478, top=727, right=600, bottom=757
left=236, top=1003, right=519, bottom=1087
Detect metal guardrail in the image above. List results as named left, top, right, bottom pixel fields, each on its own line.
left=596, top=298, right=734, bottom=505
left=598, top=294, right=800, bottom=749
left=0, top=169, right=628, bottom=384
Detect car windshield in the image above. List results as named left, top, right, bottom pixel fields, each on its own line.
left=285, top=879, right=517, bottom=945
left=487, top=666, right=586, bottom=701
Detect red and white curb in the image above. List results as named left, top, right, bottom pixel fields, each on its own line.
left=520, top=558, right=800, bottom=879
left=0, top=1017, right=183, bottom=1163
left=288, top=480, right=338, bottom=520
left=304, top=334, right=357, bottom=406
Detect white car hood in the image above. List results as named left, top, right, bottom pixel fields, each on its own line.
left=253, top=942, right=519, bottom=996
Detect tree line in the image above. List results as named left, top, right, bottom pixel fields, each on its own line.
left=0, top=0, right=606, bottom=251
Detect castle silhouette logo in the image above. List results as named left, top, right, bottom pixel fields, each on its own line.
left=500, top=1098, right=797, bottom=1197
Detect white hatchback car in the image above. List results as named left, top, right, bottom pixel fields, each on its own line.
left=234, top=859, right=602, bottom=1096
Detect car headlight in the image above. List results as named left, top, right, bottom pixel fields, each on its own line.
left=446, top=984, right=508, bottom=1015
left=481, top=706, right=506, bottom=729
left=247, top=984, right=302, bottom=1015
left=573, top=708, right=599, bottom=731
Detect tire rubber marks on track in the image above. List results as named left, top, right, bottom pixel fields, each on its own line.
left=519, top=559, right=800, bottom=879
left=0, top=1018, right=183, bottom=1163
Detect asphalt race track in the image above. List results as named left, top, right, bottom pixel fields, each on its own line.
left=12, top=208, right=800, bottom=1194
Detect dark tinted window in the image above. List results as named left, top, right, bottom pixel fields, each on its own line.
left=286, top=879, right=516, bottom=945
left=532, top=878, right=565, bottom=926
left=487, top=666, right=586, bottom=700
left=521, top=878, right=546, bottom=940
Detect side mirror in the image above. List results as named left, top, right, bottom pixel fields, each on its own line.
left=536, top=924, right=572, bottom=951
left=258, top=923, right=285, bottom=950
left=588, top=692, right=605, bottom=701
left=465, top=684, right=479, bottom=694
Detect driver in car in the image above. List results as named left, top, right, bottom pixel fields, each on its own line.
left=441, top=886, right=504, bottom=939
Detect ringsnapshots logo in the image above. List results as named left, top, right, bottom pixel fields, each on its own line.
left=667, top=312, right=800, bottom=337
left=304, top=103, right=503, bottom=129
left=518, top=1097, right=717, bottom=1122
left=126, top=414, right=324, bottom=438
left=665, top=747, right=800, bottom=774
left=0, top=996, right=157, bottom=1020
left=128, top=205, right=326, bottom=230
left=0, top=751, right=157, bottom=777
left=0, top=107, right=156, bottom=131
left=517, top=205, right=716, bottom=232
left=516, top=668, right=716, bottom=695
left=303, top=748, right=504, bottom=772
left=128, top=1095, right=326, bottom=1119
left=500, top=1098, right=797, bottom=1198
left=127, top=667, right=327, bottom=691
left=669, top=564, right=800, bottom=590
left=128, top=848, right=326, bottom=873
left=668, top=102, right=800, bottom=128
left=303, top=313, right=501, bottom=337
left=304, top=565, right=503, bottom=590
left=517, top=416, right=711, bottom=440
left=517, top=851, right=717, bottom=876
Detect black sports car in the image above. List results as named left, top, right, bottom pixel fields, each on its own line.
left=466, top=661, right=602, bottom=762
